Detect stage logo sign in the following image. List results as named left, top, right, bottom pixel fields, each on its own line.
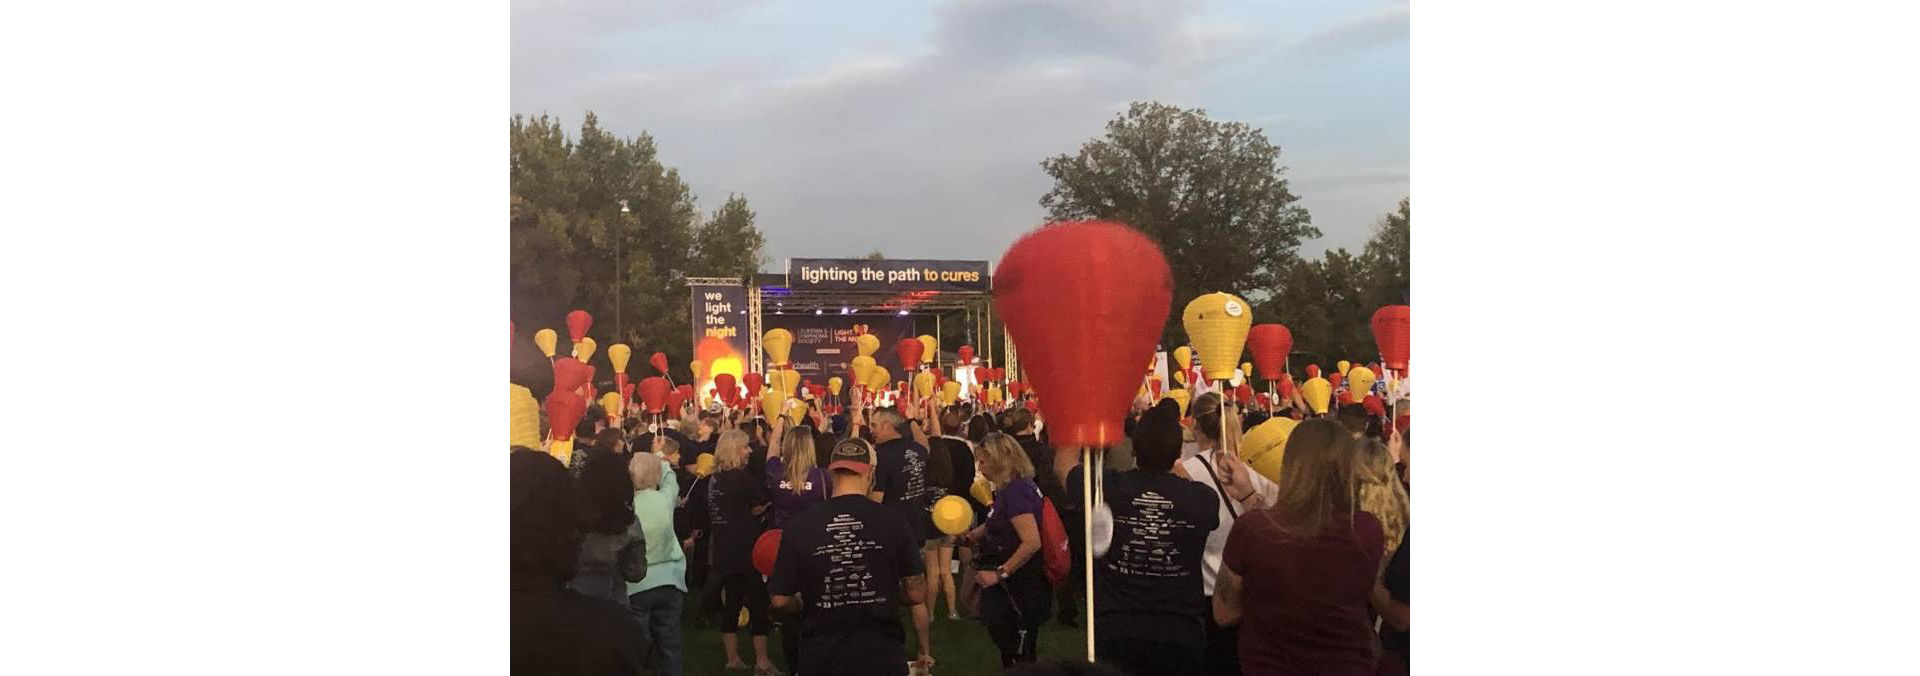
left=788, top=258, right=990, bottom=292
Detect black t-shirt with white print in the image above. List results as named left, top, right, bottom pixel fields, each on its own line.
left=767, top=494, right=923, bottom=675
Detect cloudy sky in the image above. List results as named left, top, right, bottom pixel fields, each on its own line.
left=512, top=0, right=1408, bottom=268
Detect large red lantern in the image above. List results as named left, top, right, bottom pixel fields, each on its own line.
left=552, top=357, right=594, bottom=395
left=753, top=530, right=782, bottom=576
left=1370, top=305, right=1410, bottom=371
left=565, top=310, right=593, bottom=342
left=544, top=391, right=586, bottom=441
left=895, top=339, right=924, bottom=371
left=743, top=372, right=764, bottom=401
left=714, top=373, right=739, bottom=406
left=638, top=377, right=671, bottom=414
left=1246, top=324, right=1293, bottom=381
left=994, top=221, right=1171, bottom=448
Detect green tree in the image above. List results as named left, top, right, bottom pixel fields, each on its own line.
left=1254, top=197, right=1410, bottom=370
left=692, top=193, right=767, bottom=281
left=863, top=249, right=885, bottom=260
left=1358, top=197, right=1409, bottom=309
left=1040, top=101, right=1320, bottom=347
left=510, top=112, right=762, bottom=393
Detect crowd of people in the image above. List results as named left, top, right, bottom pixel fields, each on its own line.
left=511, top=368, right=1411, bottom=676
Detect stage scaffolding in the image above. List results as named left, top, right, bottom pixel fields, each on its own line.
left=743, top=272, right=1005, bottom=374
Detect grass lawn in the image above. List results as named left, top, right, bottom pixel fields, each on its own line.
left=678, top=604, right=1087, bottom=674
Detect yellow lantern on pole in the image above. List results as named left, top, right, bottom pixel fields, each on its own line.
left=916, top=335, right=937, bottom=364
left=691, top=360, right=708, bottom=382
left=772, top=368, right=801, bottom=397
left=866, top=366, right=891, bottom=394
left=761, top=389, right=785, bottom=421
left=1346, top=366, right=1376, bottom=403
left=855, top=334, right=880, bottom=358
left=1181, top=292, right=1252, bottom=382
left=693, top=453, right=715, bottom=477
left=1242, top=417, right=1298, bottom=484
left=940, top=381, right=961, bottom=406
left=932, top=495, right=974, bottom=536
left=1162, top=389, right=1191, bottom=417
left=607, top=344, right=632, bottom=374
left=1173, top=346, right=1193, bottom=372
left=1240, top=362, right=1254, bottom=379
left=533, top=329, right=559, bottom=358
left=1173, top=370, right=1188, bottom=388
left=1301, top=377, right=1332, bottom=414
left=828, top=376, right=844, bottom=396
left=599, top=392, right=623, bottom=417
left=764, top=329, right=795, bottom=367
left=574, top=336, right=598, bottom=363
left=914, top=370, right=936, bottom=400
left=987, top=385, right=1004, bottom=406
left=547, top=438, right=575, bottom=468
left=510, top=384, right=541, bottom=449
left=785, top=398, right=806, bottom=426
left=970, top=478, right=995, bottom=506
left=1337, top=360, right=1352, bottom=377
left=850, top=356, right=877, bottom=389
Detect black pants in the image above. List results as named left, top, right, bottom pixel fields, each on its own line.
left=978, top=570, right=1051, bottom=667
left=1202, top=596, right=1242, bottom=676
left=778, top=618, right=799, bottom=673
left=1098, top=638, right=1203, bottom=676
left=1057, top=509, right=1085, bottom=623
left=718, top=572, right=771, bottom=636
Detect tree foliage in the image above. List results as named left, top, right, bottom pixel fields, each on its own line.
left=510, top=112, right=767, bottom=393
left=1040, top=101, right=1320, bottom=347
left=1255, top=198, right=1410, bottom=367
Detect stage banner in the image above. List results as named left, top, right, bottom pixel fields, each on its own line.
left=787, top=258, right=990, bottom=292
left=762, top=315, right=917, bottom=384
left=689, top=285, right=753, bottom=389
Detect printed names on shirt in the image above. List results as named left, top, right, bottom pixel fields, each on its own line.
left=1111, top=490, right=1197, bottom=578
left=814, top=514, right=889, bottom=610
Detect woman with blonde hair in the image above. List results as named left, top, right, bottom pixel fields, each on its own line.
left=1213, top=419, right=1386, bottom=675
left=1354, top=438, right=1408, bottom=568
left=700, top=429, right=774, bottom=674
left=955, top=431, right=1049, bottom=667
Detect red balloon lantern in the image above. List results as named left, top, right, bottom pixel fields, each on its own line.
left=957, top=345, right=974, bottom=364
left=994, top=221, right=1172, bottom=448
left=565, top=310, right=593, bottom=342
left=714, top=373, right=739, bottom=406
left=895, top=339, right=924, bottom=371
left=752, top=530, right=782, bottom=576
left=1362, top=394, right=1386, bottom=416
left=1235, top=382, right=1254, bottom=405
left=1329, top=371, right=1344, bottom=394
left=1008, top=381, right=1025, bottom=399
left=544, top=391, right=586, bottom=441
left=744, top=373, right=764, bottom=401
left=1306, top=364, right=1322, bottom=379
left=552, top=357, right=594, bottom=395
left=1246, top=324, right=1293, bottom=382
left=620, top=382, right=635, bottom=402
left=649, top=351, right=670, bottom=375
left=638, top=377, right=671, bottom=413
left=671, top=384, right=693, bottom=412
left=1370, top=305, right=1410, bottom=371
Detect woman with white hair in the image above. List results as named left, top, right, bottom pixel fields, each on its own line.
left=628, top=437, right=688, bottom=676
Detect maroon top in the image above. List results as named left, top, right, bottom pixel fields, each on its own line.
left=1222, top=509, right=1386, bottom=675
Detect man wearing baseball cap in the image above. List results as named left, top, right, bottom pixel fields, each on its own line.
left=769, top=438, right=928, bottom=675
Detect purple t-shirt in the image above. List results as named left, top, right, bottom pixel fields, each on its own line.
left=764, top=456, right=828, bottom=530
left=983, top=477, right=1043, bottom=557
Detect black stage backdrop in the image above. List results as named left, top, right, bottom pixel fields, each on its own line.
left=762, top=315, right=917, bottom=385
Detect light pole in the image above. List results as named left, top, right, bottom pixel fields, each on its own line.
left=617, top=200, right=629, bottom=341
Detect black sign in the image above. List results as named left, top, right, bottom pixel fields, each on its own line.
left=689, top=285, right=752, bottom=379
left=761, top=315, right=916, bottom=384
left=787, top=258, right=990, bottom=292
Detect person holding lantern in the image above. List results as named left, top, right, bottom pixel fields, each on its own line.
left=954, top=432, right=1051, bottom=667
left=700, top=429, right=775, bottom=674
left=1173, top=391, right=1279, bottom=676
left=627, top=441, right=688, bottom=676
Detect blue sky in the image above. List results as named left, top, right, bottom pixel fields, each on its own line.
left=512, top=0, right=1408, bottom=266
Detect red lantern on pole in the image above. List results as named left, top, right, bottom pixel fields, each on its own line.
left=544, top=391, right=586, bottom=441
left=895, top=339, right=924, bottom=372
left=1246, top=324, right=1292, bottom=382
left=638, top=377, right=670, bottom=414
left=552, top=357, right=594, bottom=396
left=620, top=382, right=635, bottom=403
left=649, top=352, right=670, bottom=375
left=957, top=345, right=974, bottom=365
left=1371, top=305, right=1410, bottom=371
left=743, top=372, right=764, bottom=401
left=565, top=310, right=593, bottom=343
left=994, top=221, right=1172, bottom=448
left=1306, top=364, right=1322, bottom=379
left=714, top=373, right=739, bottom=407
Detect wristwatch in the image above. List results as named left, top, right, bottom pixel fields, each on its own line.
left=994, top=565, right=1010, bottom=578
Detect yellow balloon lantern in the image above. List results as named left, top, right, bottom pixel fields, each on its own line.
left=574, top=336, right=597, bottom=362
left=987, top=385, right=1004, bottom=405
left=866, top=366, right=891, bottom=393
left=1173, top=370, right=1188, bottom=387
left=850, top=356, right=877, bottom=388
left=1162, top=389, right=1191, bottom=417
left=914, top=370, right=936, bottom=400
left=1301, top=377, right=1332, bottom=414
left=774, top=368, right=801, bottom=397
left=940, top=381, right=961, bottom=405
left=764, top=329, right=795, bottom=366
left=1181, top=292, right=1252, bottom=382
left=855, top=333, right=880, bottom=358
left=693, top=453, right=715, bottom=477
left=932, top=495, right=975, bottom=536
left=916, top=335, right=938, bottom=364
left=970, top=478, right=995, bottom=506
left=761, top=390, right=785, bottom=421
left=607, top=344, right=632, bottom=374
left=1346, top=366, right=1376, bottom=403
left=828, top=376, right=845, bottom=396
left=1241, top=416, right=1297, bottom=462
left=510, top=384, right=541, bottom=449
left=547, top=438, right=575, bottom=468
left=1173, top=346, right=1193, bottom=371
left=599, top=392, right=623, bottom=417
left=691, top=360, right=708, bottom=382
left=533, top=328, right=559, bottom=358
left=1240, top=362, right=1254, bottom=379
left=785, top=398, right=806, bottom=426
left=1337, top=360, right=1352, bottom=377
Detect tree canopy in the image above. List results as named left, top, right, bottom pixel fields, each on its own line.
left=511, top=112, right=767, bottom=393
left=1039, top=101, right=1320, bottom=347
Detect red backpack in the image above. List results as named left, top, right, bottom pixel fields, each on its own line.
left=1037, top=497, right=1071, bottom=585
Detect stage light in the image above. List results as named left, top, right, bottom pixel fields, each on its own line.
left=815, top=308, right=824, bottom=315
left=898, top=309, right=909, bottom=315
